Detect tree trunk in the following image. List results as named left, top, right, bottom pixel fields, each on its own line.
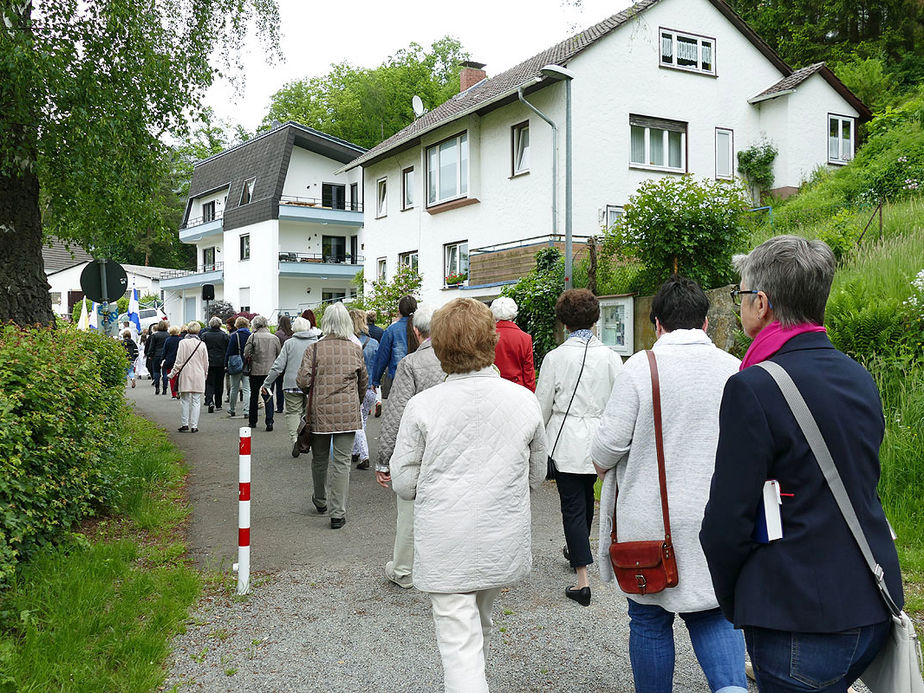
left=587, top=237, right=598, bottom=295
left=0, top=167, right=54, bottom=326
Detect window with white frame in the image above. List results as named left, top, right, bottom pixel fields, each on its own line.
left=203, top=246, right=216, bottom=271
left=444, top=241, right=469, bottom=286
left=828, top=115, right=854, bottom=164
left=629, top=115, right=686, bottom=172
left=660, top=29, right=715, bottom=74
left=399, top=250, right=419, bottom=272
left=239, top=287, right=250, bottom=313
left=427, top=132, right=469, bottom=206
left=715, top=128, right=734, bottom=179
left=402, top=167, right=415, bottom=209
left=240, top=177, right=255, bottom=205
left=376, top=178, right=387, bottom=217
left=202, top=201, right=216, bottom=222
left=605, top=205, right=624, bottom=228
left=376, top=257, right=387, bottom=282
left=239, top=234, right=250, bottom=261
left=512, top=121, right=530, bottom=175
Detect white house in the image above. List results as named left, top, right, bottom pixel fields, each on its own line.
left=344, top=0, right=869, bottom=306
left=162, top=122, right=366, bottom=323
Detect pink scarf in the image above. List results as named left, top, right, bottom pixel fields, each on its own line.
left=740, top=321, right=827, bottom=370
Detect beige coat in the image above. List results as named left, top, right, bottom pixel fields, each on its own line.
left=295, top=336, right=367, bottom=433
left=244, top=327, right=281, bottom=377
left=169, top=336, right=209, bottom=393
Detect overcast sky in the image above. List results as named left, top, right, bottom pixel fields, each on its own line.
left=205, top=0, right=632, bottom=131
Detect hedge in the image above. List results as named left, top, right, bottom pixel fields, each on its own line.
left=0, top=324, right=130, bottom=585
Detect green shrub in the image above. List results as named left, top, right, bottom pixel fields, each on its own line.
left=737, top=140, right=778, bottom=194
left=818, top=209, right=860, bottom=264
left=0, top=325, right=129, bottom=585
left=604, top=176, right=751, bottom=292
left=502, top=247, right=564, bottom=368
left=352, top=262, right=422, bottom=323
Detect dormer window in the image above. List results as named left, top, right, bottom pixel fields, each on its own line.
left=240, top=177, right=256, bottom=205
left=660, top=29, right=715, bottom=75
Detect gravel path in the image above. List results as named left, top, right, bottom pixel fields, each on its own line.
left=127, top=384, right=758, bottom=692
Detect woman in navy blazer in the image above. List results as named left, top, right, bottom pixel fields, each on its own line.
left=700, top=235, right=903, bottom=692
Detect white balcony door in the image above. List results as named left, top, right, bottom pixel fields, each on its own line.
left=184, top=297, right=196, bottom=322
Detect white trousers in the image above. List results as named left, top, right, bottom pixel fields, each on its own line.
left=392, top=495, right=415, bottom=579
left=180, top=393, right=201, bottom=428
left=429, top=588, right=502, bottom=693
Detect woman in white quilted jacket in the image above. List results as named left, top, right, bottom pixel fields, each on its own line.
left=391, top=298, right=547, bottom=693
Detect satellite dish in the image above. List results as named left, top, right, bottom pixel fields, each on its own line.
left=412, top=95, right=426, bottom=118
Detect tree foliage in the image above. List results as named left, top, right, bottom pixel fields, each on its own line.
left=261, top=37, right=469, bottom=148
left=501, top=247, right=565, bottom=368
left=0, top=0, right=280, bottom=324
left=353, top=263, right=423, bottom=323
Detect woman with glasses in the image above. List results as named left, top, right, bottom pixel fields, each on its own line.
left=701, top=235, right=904, bottom=692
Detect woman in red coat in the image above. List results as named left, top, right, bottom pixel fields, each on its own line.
left=491, top=297, right=536, bottom=392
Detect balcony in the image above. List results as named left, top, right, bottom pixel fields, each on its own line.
left=179, top=210, right=224, bottom=243
left=278, top=196, right=363, bottom=227
left=468, top=235, right=594, bottom=288
left=278, top=252, right=364, bottom=279
left=160, top=262, right=224, bottom=289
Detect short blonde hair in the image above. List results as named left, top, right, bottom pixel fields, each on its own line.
left=235, top=316, right=250, bottom=329
left=168, top=325, right=181, bottom=336
left=187, top=321, right=201, bottom=334
left=431, top=298, right=498, bottom=374
left=349, top=309, right=367, bottom=336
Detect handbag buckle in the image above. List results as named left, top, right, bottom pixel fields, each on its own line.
left=635, top=574, right=647, bottom=593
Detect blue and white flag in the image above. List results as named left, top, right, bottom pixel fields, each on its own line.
left=128, top=286, right=142, bottom=334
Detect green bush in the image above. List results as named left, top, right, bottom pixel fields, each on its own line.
left=0, top=325, right=129, bottom=585
left=501, top=247, right=564, bottom=368
left=737, top=140, right=778, bottom=194
left=352, top=262, right=422, bottom=323
left=603, top=176, right=751, bottom=292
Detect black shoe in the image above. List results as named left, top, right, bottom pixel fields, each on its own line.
left=351, top=454, right=360, bottom=464
left=357, top=459, right=370, bottom=470
left=265, top=424, right=273, bottom=432
left=191, top=428, right=199, bottom=433
left=177, top=425, right=189, bottom=432
left=208, top=405, right=214, bottom=413
left=563, top=545, right=570, bottom=562
left=313, top=500, right=327, bottom=514
left=291, top=441, right=301, bottom=458
left=330, top=517, right=346, bottom=529
left=374, top=402, right=382, bottom=417
left=566, top=586, right=591, bottom=607
left=155, top=390, right=161, bottom=395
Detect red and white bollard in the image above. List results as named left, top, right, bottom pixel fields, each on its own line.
left=233, top=426, right=251, bottom=595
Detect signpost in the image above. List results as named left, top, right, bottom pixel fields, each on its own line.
left=79, top=259, right=128, bottom=337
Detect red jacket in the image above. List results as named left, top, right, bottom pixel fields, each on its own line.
left=493, top=320, right=536, bottom=392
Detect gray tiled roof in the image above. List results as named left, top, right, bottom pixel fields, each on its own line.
left=345, top=0, right=663, bottom=170
left=751, top=62, right=825, bottom=100
left=42, top=237, right=94, bottom=273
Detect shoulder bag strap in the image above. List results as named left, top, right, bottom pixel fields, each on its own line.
left=756, top=360, right=901, bottom=617
left=549, top=338, right=591, bottom=460
left=305, top=343, right=318, bottom=421
left=174, top=340, right=202, bottom=377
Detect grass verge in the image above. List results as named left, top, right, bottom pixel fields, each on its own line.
left=0, top=415, right=201, bottom=692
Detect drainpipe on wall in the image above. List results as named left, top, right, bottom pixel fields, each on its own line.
left=518, top=83, right=558, bottom=241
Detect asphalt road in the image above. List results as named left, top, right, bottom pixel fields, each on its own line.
left=126, top=381, right=757, bottom=692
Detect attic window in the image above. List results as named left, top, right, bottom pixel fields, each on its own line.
left=660, top=29, right=715, bottom=75
left=240, top=177, right=256, bottom=205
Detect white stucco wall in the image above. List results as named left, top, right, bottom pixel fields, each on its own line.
left=360, top=0, right=863, bottom=305
left=283, top=146, right=363, bottom=207
left=189, top=186, right=230, bottom=223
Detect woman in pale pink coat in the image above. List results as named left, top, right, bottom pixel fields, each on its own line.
left=169, top=321, right=209, bottom=432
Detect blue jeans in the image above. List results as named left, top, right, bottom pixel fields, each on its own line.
left=744, top=621, right=890, bottom=692
left=627, top=599, right=747, bottom=693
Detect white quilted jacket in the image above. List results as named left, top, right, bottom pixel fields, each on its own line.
left=391, top=367, right=547, bottom=593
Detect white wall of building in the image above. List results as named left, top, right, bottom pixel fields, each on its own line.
left=189, top=186, right=230, bottom=224
left=283, top=146, right=361, bottom=205
left=47, top=263, right=164, bottom=317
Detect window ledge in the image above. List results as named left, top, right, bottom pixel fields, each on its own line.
left=659, top=64, right=717, bottom=78
left=427, top=197, right=480, bottom=215
left=441, top=284, right=468, bottom=291
left=509, top=171, right=530, bottom=179
left=827, top=159, right=851, bottom=166
left=629, top=164, right=686, bottom=175
left=400, top=206, right=415, bottom=212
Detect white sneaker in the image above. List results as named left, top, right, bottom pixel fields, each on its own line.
left=384, top=561, right=413, bottom=589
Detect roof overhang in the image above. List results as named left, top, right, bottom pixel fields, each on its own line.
left=747, top=88, right=795, bottom=104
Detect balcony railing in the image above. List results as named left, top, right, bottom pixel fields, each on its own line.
left=278, top=252, right=364, bottom=265
left=279, top=196, right=363, bottom=212
left=470, top=234, right=595, bottom=255
left=161, top=262, right=224, bottom=279
left=181, top=209, right=224, bottom=230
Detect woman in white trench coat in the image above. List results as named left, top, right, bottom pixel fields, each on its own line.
left=391, top=298, right=547, bottom=693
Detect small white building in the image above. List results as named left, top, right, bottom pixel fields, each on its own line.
left=162, top=122, right=366, bottom=323
left=344, top=0, right=869, bottom=305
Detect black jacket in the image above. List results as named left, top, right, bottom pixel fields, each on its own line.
left=122, top=337, right=138, bottom=362
left=700, top=332, right=902, bottom=632
left=147, top=329, right=169, bottom=361
left=200, top=326, right=230, bottom=367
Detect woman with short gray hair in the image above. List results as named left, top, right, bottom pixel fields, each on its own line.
left=701, top=235, right=904, bottom=691
left=244, top=315, right=280, bottom=431
left=296, top=302, right=367, bottom=529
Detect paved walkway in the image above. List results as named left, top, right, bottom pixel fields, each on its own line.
left=127, top=383, right=755, bottom=692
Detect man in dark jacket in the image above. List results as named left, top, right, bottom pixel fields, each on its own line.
left=147, top=320, right=170, bottom=395
left=200, top=316, right=230, bottom=413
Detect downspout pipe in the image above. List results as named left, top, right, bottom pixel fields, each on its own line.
left=518, top=85, right=558, bottom=240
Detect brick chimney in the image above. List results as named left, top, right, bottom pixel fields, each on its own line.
left=460, top=61, right=487, bottom=92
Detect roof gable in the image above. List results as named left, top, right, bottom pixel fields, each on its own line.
left=42, top=237, right=94, bottom=273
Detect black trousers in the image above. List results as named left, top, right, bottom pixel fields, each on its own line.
left=556, top=471, right=597, bottom=567
left=205, top=365, right=225, bottom=406
left=248, top=374, right=274, bottom=428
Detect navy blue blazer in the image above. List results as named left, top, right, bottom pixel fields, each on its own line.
left=700, top=332, right=903, bottom=633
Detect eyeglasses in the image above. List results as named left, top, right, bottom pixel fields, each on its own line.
left=730, top=287, right=760, bottom=307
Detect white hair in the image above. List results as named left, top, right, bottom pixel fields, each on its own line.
left=412, top=303, right=436, bottom=337
left=321, top=302, right=354, bottom=339
left=292, top=317, right=312, bottom=333
left=208, top=316, right=222, bottom=328
left=491, top=296, right=518, bottom=321
left=251, top=315, right=268, bottom=330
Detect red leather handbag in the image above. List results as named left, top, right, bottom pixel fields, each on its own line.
left=608, top=350, right=679, bottom=595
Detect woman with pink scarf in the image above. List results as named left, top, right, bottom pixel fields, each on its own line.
left=700, top=235, right=903, bottom=693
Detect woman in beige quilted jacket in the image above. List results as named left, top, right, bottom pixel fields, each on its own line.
left=296, top=302, right=367, bottom=529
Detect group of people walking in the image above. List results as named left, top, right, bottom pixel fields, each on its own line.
left=122, top=234, right=908, bottom=693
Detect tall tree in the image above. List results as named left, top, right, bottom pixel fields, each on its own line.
left=262, top=36, right=469, bottom=148
left=0, top=0, right=280, bottom=325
